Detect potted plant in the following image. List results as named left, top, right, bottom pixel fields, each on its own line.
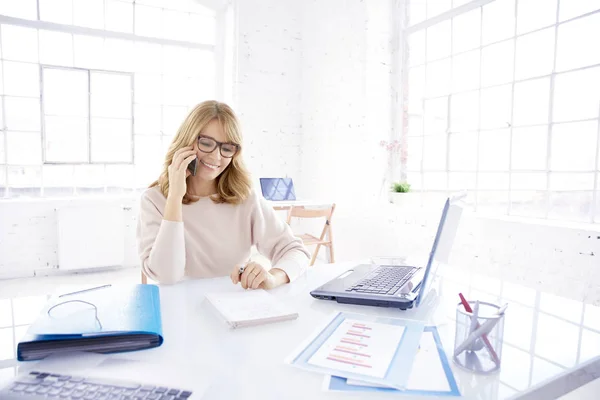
left=389, top=181, right=413, bottom=205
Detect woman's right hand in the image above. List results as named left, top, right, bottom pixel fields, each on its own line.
left=167, top=146, right=196, bottom=200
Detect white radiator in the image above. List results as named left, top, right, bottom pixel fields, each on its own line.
left=56, top=205, right=125, bottom=271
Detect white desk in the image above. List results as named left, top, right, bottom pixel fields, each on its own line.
left=10, top=261, right=600, bottom=399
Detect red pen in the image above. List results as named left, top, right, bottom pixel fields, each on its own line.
left=458, top=293, right=500, bottom=365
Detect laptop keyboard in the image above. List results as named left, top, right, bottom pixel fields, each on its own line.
left=0, top=371, right=193, bottom=400
left=345, top=265, right=416, bottom=296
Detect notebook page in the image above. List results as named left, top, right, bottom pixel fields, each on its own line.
left=205, top=290, right=297, bottom=324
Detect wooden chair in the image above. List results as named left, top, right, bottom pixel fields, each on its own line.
left=286, top=204, right=336, bottom=266
left=141, top=270, right=147, bottom=284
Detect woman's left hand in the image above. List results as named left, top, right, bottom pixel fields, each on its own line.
left=230, top=262, right=277, bottom=290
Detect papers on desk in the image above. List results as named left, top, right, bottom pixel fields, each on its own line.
left=285, top=311, right=425, bottom=390
left=204, top=289, right=298, bottom=329
left=324, top=326, right=461, bottom=397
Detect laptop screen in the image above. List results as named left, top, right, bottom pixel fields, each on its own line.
left=259, top=178, right=296, bottom=201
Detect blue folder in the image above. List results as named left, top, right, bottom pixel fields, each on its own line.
left=17, top=284, right=163, bottom=362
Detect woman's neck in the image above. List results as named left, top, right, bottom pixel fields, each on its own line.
left=187, top=177, right=217, bottom=197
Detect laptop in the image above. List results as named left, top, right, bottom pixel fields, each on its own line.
left=259, top=177, right=296, bottom=201
left=310, top=194, right=464, bottom=310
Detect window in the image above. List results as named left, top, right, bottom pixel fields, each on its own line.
left=0, top=0, right=218, bottom=198
left=403, top=0, right=600, bottom=223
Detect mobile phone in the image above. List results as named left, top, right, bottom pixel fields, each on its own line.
left=187, top=157, right=198, bottom=176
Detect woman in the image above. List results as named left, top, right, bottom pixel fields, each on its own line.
left=136, top=100, right=310, bottom=288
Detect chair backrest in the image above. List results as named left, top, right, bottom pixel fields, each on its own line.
left=286, top=204, right=336, bottom=228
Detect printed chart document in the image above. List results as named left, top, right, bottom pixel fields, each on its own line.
left=308, top=319, right=405, bottom=378
left=286, top=312, right=424, bottom=389
left=324, top=326, right=461, bottom=397
left=205, top=290, right=298, bottom=329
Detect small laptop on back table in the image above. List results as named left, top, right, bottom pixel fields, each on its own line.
left=310, top=194, right=465, bottom=310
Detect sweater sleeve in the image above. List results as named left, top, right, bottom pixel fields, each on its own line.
left=250, top=192, right=310, bottom=282
left=136, top=191, right=186, bottom=284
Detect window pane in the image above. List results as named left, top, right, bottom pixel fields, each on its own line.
left=163, top=10, right=190, bottom=41
left=0, top=132, right=5, bottom=163
left=423, top=172, right=447, bottom=190
left=550, top=172, right=594, bottom=190
left=74, top=35, right=105, bottom=69
left=5, top=97, right=40, bottom=131
left=427, top=0, right=451, bottom=18
left=3, top=61, right=39, bottom=97
left=135, top=5, right=162, bottom=38
left=104, top=39, right=134, bottom=72
left=6, top=132, right=42, bottom=165
left=553, top=67, right=600, bottom=122
left=452, top=50, right=480, bottom=92
left=40, top=0, right=73, bottom=24
left=422, top=136, right=447, bottom=170
left=162, top=106, right=188, bottom=136
left=478, top=173, right=510, bottom=189
left=517, top=0, right=557, bottom=34
left=43, top=165, right=74, bottom=196
left=162, top=75, right=189, bottom=106
left=448, top=132, right=478, bottom=171
left=512, top=172, right=547, bottom=190
left=452, top=8, right=481, bottom=54
left=188, top=76, right=212, bottom=105
left=134, top=42, right=162, bottom=74
left=91, top=118, right=132, bottom=162
left=1, top=25, right=38, bottom=63
left=162, top=46, right=188, bottom=74
left=449, top=172, right=476, bottom=190
left=0, top=166, right=6, bottom=197
left=44, top=117, right=89, bottom=163
left=515, top=28, right=555, bottom=80
left=406, top=171, right=423, bottom=190
left=74, top=164, right=105, bottom=194
left=549, top=191, right=593, bottom=222
left=559, top=0, right=600, bottom=21
left=596, top=192, right=600, bottom=223
left=406, top=136, right=423, bottom=171
left=551, top=121, right=598, bottom=171
left=479, top=129, right=510, bottom=171
left=408, top=66, right=425, bottom=111
left=7, top=166, right=42, bottom=196
left=189, top=13, right=216, bottom=45
left=511, top=126, right=548, bottom=170
left=513, top=77, right=550, bottom=126
left=106, top=0, right=134, bottom=33
left=91, top=72, right=132, bottom=118
left=423, top=97, right=447, bottom=135
left=510, top=190, right=547, bottom=218
left=134, top=104, right=161, bottom=135
left=482, top=0, right=515, bottom=45
left=39, top=30, right=73, bottom=67
left=134, top=135, right=162, bottom=167
left=134, top=74, right=162, bottom=105
left=556, top=14, right=600, bottom=72
left=106, top=164, right=134, bottom=193
left=480, top=85, right=512, bottom=130
left=450, top=91, right=479, bottom=132
left=0, top=0, right=37, bottom=19
left=73, top=0, right=104, bottom=29
left=426, top=58, right=451, bottom=97
left=481, top=40, right=514, bottom=87
left=427, top=21, right=451, bottom=62
left=43, top=68, right=88, bottom=117
left=408, top=0, right=426, bottom=25
left=408, top=31, right=425, bottom=66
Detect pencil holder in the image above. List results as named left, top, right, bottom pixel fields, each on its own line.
left=453, top=301, right=505, bottom=374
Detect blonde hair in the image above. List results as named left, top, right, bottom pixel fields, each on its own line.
left=150, top=100, right=252, bottom=205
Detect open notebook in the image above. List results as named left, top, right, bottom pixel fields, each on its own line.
left=204, top=290, right=298, bottom=329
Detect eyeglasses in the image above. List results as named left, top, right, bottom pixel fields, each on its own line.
left=197, top=135, right=239, bottom=158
